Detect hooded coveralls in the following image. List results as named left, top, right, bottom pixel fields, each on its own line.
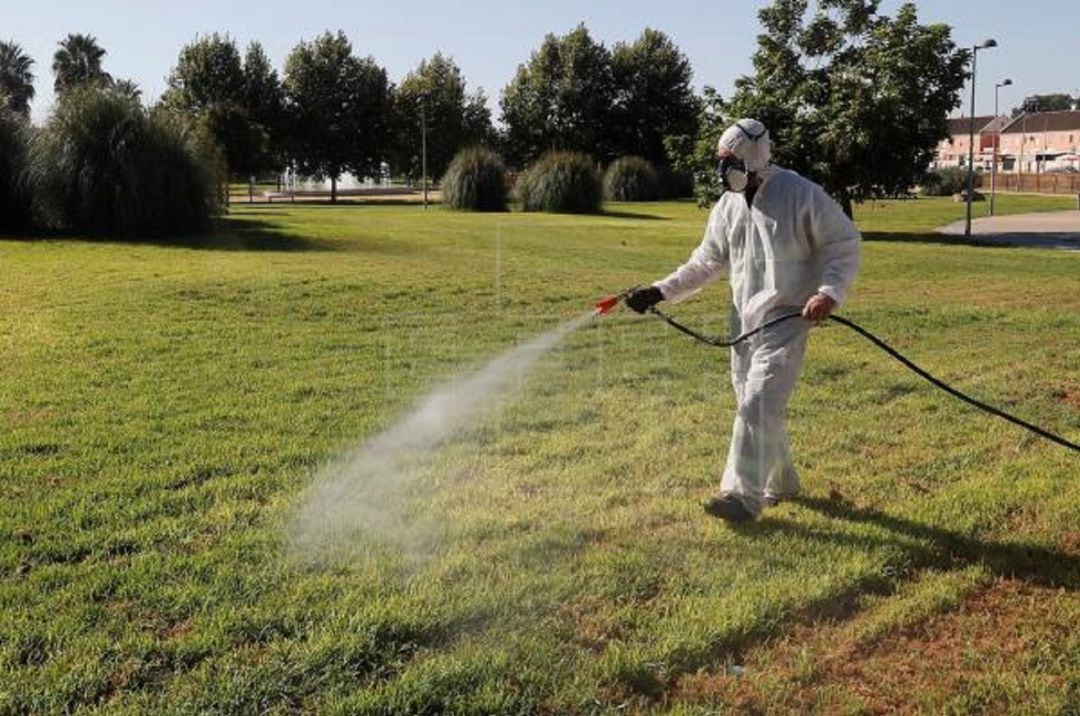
left=654, top=165, right=861, bottom=515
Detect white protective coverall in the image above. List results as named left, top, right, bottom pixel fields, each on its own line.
left=654, top=122, right=861, bottom=515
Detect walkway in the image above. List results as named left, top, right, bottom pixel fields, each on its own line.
left=937, top=210, right=1080, bottom=250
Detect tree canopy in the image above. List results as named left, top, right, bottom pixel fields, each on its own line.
left=679, top=0, right=967, bottom=214
left=501, top=24, right=617, bottom=165
left=0, top=41, right=35, bottom=115
left=283, top=31, right=390, bottom=201
left=53, top=33, right=111, bottom=94
left=1012, top=93, right=1076, bottom=116
left=162, top=34, right=245, bottom=112
left=391, top=52, right=494, bottom=181
left=161, top=34, right=284, bottom=178
left=500, top=25, right=701, bottom=169
left=611, top=29, right=700, bottom=165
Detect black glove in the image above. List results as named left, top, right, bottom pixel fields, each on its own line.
left=625, top=286, right=664, bottom=314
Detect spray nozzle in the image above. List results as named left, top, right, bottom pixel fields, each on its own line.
left=593, top=286, right=638, bottom=316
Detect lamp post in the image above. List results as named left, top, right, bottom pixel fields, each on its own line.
left=965, top=38, right=998, bottom=238
left=990, top=78, right=1012, bottom=216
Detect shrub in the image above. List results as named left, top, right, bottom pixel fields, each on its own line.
left=517, top=151, right=602, bottom=214
left=30, top=86, right=217, bottom=236
left=603, top=156, right=660, bottom=202
left=0, top=108, right=33, bottom=230
left=441, top=146, right=508, bottom=211
left=919, top=166, right=968, bottom=197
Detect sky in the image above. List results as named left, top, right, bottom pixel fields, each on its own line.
left=4, top=0, right=1077, bottom=124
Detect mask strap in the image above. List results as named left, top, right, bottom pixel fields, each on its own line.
left=734, top=122, right=767, bottom=143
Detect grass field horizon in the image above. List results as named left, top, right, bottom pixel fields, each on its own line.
left=2, top=196, right=1077, bottom=713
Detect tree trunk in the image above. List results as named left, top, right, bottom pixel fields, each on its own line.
left=331, top=175, right=337, bottom=203
left=838, top=190, right=853, bottom=219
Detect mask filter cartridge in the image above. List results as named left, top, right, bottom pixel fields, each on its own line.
left=719, top=157, right=749, bottom=193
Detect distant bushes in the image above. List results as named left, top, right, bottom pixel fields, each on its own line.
left=30, top=87, right=217, bottom=235
left=517, top=151, right=602, bottom=214
left=920, top=166, right=968, bottom=197
left=441, top=147, right=508, bottom=211
left=604, top=156, right=660, bottom=201
left=0, top=109, right=33, bottom=230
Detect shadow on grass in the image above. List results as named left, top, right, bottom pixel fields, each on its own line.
left=758, top=495, right=1080, bottom=589
left=1, top=217, right=338, bottom=252
left=612, top=496, right=1080, bottom=701
left=862, top=230, right=1055, bottom=250
left=601, top=209, right=670, bottom=221
left=186, top=217, right=339, bottom=251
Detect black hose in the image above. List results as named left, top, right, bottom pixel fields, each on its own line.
left=647, top=307, right=1080, bottom=454
left=647, top=306, right=800, bottom=347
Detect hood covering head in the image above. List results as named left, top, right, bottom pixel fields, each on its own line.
left=717, top=119, right=772, bottom=173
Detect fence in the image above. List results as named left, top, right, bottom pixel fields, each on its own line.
left=979, top=172, right=1080, bottom=195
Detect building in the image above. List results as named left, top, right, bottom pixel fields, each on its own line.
left=998, top=110, right=1080, bottom=173
left=932, top=111, right=1080, bottom=175
left=932, top=115, right=998, bottom=169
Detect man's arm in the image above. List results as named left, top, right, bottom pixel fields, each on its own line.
left=653, top=203, right=729, bottom=303
left=805, top=185, right=861, bottom=319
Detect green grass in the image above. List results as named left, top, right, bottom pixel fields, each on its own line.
left=854, top=192, right=1075, bottom=234
left=1, top=198, right=1077, bottom=713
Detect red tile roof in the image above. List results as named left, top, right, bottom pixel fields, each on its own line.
left=1001, top=110, right=1080, bottom=134
left=946, top=116, right=996, bottom=136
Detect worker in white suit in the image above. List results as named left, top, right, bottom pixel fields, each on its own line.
left=626, top=119, right=861, bottom=522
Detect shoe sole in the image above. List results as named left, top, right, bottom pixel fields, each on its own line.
left=702, top=500, right=756, bottom=523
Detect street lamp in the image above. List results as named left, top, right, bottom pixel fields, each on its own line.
left=965, top=38, right=998, bottom=238
left=990, top=78, right=1012, bottom=216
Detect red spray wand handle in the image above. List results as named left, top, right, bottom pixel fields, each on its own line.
left=593, top=286, right=638, bottom=315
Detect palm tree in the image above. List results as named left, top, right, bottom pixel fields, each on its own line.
left=111, top=78, right=141, bottom=102
left=52, top=33, right=111, bottom=94
left=0, top=40, right=35, bottom=115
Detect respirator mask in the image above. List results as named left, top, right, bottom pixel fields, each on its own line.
left=718, top=121, right=769, bottom=193
left=719, top=156, right=750, bottom=193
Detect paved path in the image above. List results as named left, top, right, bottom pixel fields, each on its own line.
left=937, top=210, right=1080, bottom=249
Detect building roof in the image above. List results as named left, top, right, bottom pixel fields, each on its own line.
left=946, top=115, right=997, bottom=135
left=1001, top=110, right=1080, bottom=134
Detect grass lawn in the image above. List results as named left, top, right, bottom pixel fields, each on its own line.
left=854, top=192, right=1076, bottom=235
left=1, top=196, right=1077, bottom=713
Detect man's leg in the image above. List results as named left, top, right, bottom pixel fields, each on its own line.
left=718, top=318, right=810, bottom=516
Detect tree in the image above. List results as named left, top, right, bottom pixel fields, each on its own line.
left=283, top=31, right=390, bottom=202
left=52, top=33, right=111, bottom=94
left=501, top=24, right=617, bottom=165
left=161, top=34, right=282, bottom=180
left=611, top=29, right=700, bottom=165
left=390, top=52, right=495, bottom=181
left=1012, top=93, right=1075, bottom=117
left=0, top=41, right=35, bottom=115
left=682, top=0, right=967, bottom=215
left=162, top=33, right=245, bottom=113
left=664, top=86, right=728, bottom=204
left=0, top=106, right=33, bottom=229
left=242, top=42, right=284, bottom=139
left=111, top=78, right=141, bottom=102
left=241, top=42, right=286, bottom=176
